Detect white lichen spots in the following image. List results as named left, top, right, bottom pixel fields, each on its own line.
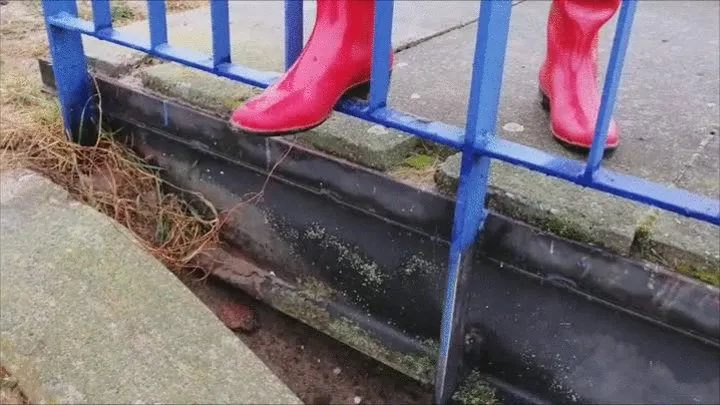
left=410, top=93, right=421, bottom=100
left=304, top=224, right=326, bottom=240
left=322, top=237, right=386, bottom=288
left=396, top=62, right=409, bottom=68
left=367, top=124, right=389, bottom=135
left=285, top=227, right=300, bottom=241
left=502, top=122, right=525, bottom=133
left=333, top=367, right=342, bottom=375
left=354, top=396, right=363, bottom=404
left=402, top=255, right=437, bottom=276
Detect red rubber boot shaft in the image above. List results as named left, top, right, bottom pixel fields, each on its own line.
left=231, top=0, right=389, bottom=135
left=539, top=0, right=621, bottom=150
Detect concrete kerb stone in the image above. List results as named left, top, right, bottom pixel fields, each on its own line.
left=137, top=63, right=262, bottom=116
left=435, top=153, right=645, bottom=254
left=0, top=169, right=301, bottom=404
left=633, top=131, right=720, bottom=284
left=137, top=63, right=417, bottom=171
left=83, top=37, right=147, bottom=77
left=634, top=209, right=720, bottom=285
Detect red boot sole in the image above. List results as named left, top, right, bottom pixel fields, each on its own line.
left=229, top=77, right=386, bottom=137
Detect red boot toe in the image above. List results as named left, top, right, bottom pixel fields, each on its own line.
left=230, top=0, right=392, bottom=137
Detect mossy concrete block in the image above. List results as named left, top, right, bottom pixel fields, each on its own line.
left=139, top=63, right=417, bottom=170
left=302, top=116, right=417, bottom=171
left=635, top=210, right=720, bottom=285
left=0, top=169, right=300, bottom=404
left=436, top=153, right=645, bottom=254
left=139, top=63, right=262, bottom=116
left=634, top=132, right=720, bottom=285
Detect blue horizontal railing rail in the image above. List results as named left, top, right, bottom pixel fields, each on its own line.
left=41, top=0, right=719, bottom=403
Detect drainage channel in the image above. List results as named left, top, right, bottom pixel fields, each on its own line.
left=39, top=61, right=720, bottom=405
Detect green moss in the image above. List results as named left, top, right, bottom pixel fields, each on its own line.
left=269, top=279, right=439, bottom=384
left=403, top=154, right=436, bottom=170
left=110, top=1, right=136, bottom=22
left=674, top=262, right=720, bottom=286
left=300, top=278, right=337, bottom=301
left=328, top=318, right=438, bottom=383
left=631, top=210, right=659, bottom=254
left=452, top=370, right=498, bottom=405
left=417, top=139, right=457, bottom=159
left=272, top=288, right=331, bottom=329
left=630, top=211, right=719, bottom=286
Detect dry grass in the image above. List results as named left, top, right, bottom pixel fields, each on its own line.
left=0, top=75, right=222, bottom=273
left=0, top=366, right=28, bottom=405
left=0, top=1, right=222, bottom=274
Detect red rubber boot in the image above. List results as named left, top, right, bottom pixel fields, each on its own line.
left=539, top=0, right=621, bottom=150
left=230, top=0, right=391, bottom=136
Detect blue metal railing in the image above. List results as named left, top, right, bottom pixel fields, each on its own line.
left=41, top=0, right=719, bottom=402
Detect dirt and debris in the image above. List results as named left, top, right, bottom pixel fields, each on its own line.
left=216, top=301, right=260, bottom=333
left=0, top=367, right=27, bottom=405
left=185, top=276, right=435, bottom=405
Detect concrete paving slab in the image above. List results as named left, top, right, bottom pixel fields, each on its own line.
left=84, top=0, right=480, bottom=75
left=0, top=169, right=301, bottom=404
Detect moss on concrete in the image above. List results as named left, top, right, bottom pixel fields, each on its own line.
left=452, top=370, right=498, bottom=405
left=632, top=209, right=720, bottom=286
left=138, top=64, right=261, bottom=117
left=674, top=263, right=720, bottom=286
left=403, top=154, right=437, bottom=170
left=302, top=116, right=418, bottom=172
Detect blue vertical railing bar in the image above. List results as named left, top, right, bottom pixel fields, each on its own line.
left=434, top=1, right=513, bottom=403
left=584, top=0, right=637, bottom=178
left=91, top=0, right=113, bottom=32
left=147, top=0, right=168, bottom=49
left=210, top=0, right=231, bottom=67
left=284, top=0, right=303, bottom=70
left=42, top=0, right=94, bottom=143
left=369, top=0, right=394, bottom=110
